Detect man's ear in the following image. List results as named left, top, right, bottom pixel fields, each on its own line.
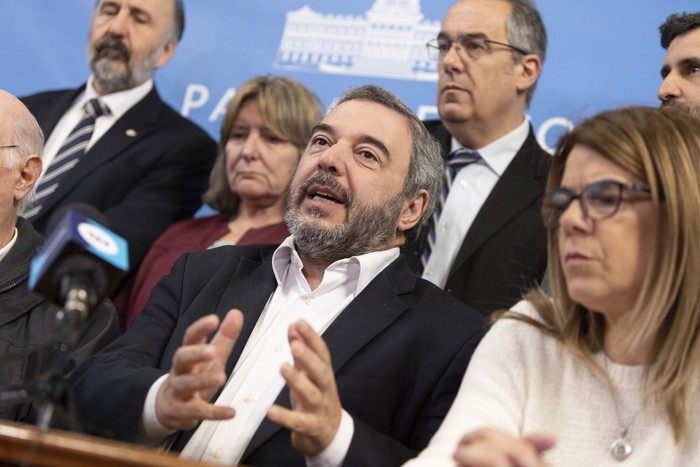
left=515, top=54, right=542, bottom=95
left=397, top=189, right=429, bottom=234
left=13, top=154, right=42, bottom=202
left=155, top=40, right=177, bottom=69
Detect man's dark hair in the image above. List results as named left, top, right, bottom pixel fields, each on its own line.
left=336, top=85, right=444, bottom=244
left=660, top=12, right=700, bottom=49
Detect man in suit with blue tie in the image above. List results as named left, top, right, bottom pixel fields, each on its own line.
left=405, top=0, right=551, bottom=315
left=20, top=0, right=216, bottom=270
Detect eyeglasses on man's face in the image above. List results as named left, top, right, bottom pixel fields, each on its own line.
left=0, top=145, right=19, bottom=150
left=541, top=179, right=652, bottom=229
left=426, top=34, right=530, bottom=61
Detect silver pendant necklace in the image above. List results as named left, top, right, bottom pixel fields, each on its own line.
left=603, top=357, right=644, bottom=462
left=610, top=429, right=633, bottom=461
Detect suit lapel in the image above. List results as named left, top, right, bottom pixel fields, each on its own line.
left=424, top=120, right=452, bottom=156
left=174, top=248, right=278, bottom=451
left=242, top=256, right=415, bottom=459
left=32, top=87, right=85, bottom=140
left=34, top=87, right=164, bottom=222
left=450, top=130, right=548, bottom=275
left=215, top=249, right=278, bottom=377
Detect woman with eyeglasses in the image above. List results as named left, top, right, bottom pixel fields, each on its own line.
left=405, top=106, right=700, bottom=466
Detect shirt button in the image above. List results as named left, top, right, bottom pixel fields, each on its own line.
left=274, top=344, right=284, bottom=353
left=304, top=296, right=313, bottom=305
left=460, top=179, right=468, bottom=187
left=243, top=395, right=254, bottom=403
left=212, top=448, right=223, bottom=459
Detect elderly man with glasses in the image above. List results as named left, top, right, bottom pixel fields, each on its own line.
left=0, top=89, right=118, bottom=423
left=403, top=0, right=551, bottom=316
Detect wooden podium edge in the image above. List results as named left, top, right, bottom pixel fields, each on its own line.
left=0, top=420, right=209, bottom=467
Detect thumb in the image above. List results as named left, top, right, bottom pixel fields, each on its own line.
left=210, top=309, right=244, bottom=358
left=524, top=433, right=556, bottom=453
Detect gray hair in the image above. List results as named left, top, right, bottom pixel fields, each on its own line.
left=660, top=12, right=700, bottom=49
left=335, top=85, right=444, bottom=244
left=504, top=0, right=547, bottom=107
left=1, top=101, right=44, bottom=211
left=171, top=0, right=185, bottom=42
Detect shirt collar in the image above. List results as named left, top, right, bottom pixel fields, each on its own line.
left=84, top=75, right=154, bottom=120
left=272, top=235, right=399, bottom=295
left=450, top=116, right=531, bottom=176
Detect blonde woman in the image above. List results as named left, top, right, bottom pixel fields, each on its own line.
left=115, top=76, right=322, bottom=328
left=406, top=107, right=700, bottom=466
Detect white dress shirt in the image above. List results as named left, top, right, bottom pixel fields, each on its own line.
left=140, top=236, right=399, bottom=466
left=38, top=76, right=153, bottom=183
left=422, top=118, right=530, bottom=288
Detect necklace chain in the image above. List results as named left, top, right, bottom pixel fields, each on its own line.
left=603, top=356, right=645, bottom=461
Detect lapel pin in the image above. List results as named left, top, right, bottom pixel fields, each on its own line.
left=126, top=129, right=138, bottom=137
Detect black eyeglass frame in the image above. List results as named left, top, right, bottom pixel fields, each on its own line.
left=0, top=145, right=19, bottom=150
left=541, top=179, right=652, bottom=229
left=426, top=34, right=531, bottom=61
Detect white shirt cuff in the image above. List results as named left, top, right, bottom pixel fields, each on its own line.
left=306, top=409, right=354, bottom=467
left=137, top=373, right=176, bottom=445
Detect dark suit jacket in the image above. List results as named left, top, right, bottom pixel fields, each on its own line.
left=70, top=244, right=487, bottom=466
left=21, top=85, right=217, bottom=270
left=404, top=120, right=550, bottom=316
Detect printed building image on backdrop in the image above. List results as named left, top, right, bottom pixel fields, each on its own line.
left=274, top=0, right=439, bottom=81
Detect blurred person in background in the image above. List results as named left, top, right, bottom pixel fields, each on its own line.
left=658, top=11, right=700, bottom=118
left=20, top=0, right=216, bottom=271
left=115, top=75, right=323, bottom=328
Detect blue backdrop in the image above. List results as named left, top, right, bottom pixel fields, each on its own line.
left=1, top=1, right=697, bottom=152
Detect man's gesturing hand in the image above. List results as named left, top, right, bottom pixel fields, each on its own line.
left=155, top=309, right=243, bottom=431
left=267, top=320, right=342, bottom=457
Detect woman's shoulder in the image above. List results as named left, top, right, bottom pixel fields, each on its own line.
left=482, top=300, right=560, bottom=360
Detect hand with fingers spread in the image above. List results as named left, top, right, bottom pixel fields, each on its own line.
left=267, top=319, right=342, bottom=457
left=452, top=428, right=555, bottom=467
left=155, top=309, right=243, bottom=431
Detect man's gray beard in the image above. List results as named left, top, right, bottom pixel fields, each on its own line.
left=285, top=187, right=406, bottom=263
left=89, top=46, right=161, bottom=94
left=661, top=99, right=700, bottom=119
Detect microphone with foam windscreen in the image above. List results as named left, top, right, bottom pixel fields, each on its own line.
left=28, top=204, right=129, bottom=321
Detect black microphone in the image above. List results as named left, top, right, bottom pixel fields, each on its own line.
left=28, top=204, right=129, bottom=320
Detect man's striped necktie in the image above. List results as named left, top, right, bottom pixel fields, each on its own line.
left=23, top=98, right=110, bottom=220
left=421, top=148, right=480, bottom=271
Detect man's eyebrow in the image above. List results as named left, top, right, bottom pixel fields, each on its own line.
left=311, top=123, right=333, bottom=135
left=680, top=57, right=700, bottom=69
left=311, top=123, right=391, bottom=160
left=358, top=135, right=391, bottom=161
left=661, top=57, right=700, bottom=78
left=437, top=31, right=488, bottom=41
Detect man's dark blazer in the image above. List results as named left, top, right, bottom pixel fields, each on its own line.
left=70, top=244, right=487, bottom=466
left=21, top=85, right=217, bottom=269
left=404, top=120, right=550, bottom=316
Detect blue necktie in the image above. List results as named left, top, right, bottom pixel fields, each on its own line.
left=24, top=98, right=110, bottom=219
left=421, top=148, right=480, bottom=271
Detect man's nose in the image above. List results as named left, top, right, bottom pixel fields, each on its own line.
left=658, top=72, right=681, bottom=103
